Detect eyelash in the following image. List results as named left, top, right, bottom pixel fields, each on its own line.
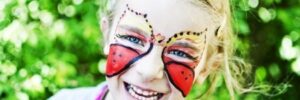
left=117, top=34, right=144, bottom=46
left=168, top=50, right=195, bottom=60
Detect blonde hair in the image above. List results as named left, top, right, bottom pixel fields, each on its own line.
left=98, top=0, right=285, bottom=99
left=190, top=0, right=254, bottom=99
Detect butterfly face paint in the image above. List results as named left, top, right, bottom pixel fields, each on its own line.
left=106, top=4, right=208, bottom=98
left=106, top=4, right=156, bottom=77
left=162, top=30, right=207, bottom=96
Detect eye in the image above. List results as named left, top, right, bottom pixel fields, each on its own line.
left=118, top=35, right=143, bottom=46
left=169, top=50, right=194, bottom=59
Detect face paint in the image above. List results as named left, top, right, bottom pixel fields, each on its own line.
left=106, top=44, right=139, bottom=77
left=161, top=30, right=206, bottom=96
left=106, top=4, right=207, bottom=97
left=106, top=4, right=157, bottom=77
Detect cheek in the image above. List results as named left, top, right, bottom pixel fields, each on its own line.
left=163, top=55, right=199, bottom=97
left=106, top=44, right=140, bottom=77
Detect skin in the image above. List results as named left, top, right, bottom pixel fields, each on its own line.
left=101, top=0, right=219, bottom=99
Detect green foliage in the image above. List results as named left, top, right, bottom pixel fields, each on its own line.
left=0, top=0, right=299, bottom=100
left=0, top=0, right=104, bottom=99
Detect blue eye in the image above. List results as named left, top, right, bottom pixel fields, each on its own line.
left=120, top=35, right=143, bottom=45
left=169, top=50, right=189, bottom=58
left=170, top=50, right=187, bottom=58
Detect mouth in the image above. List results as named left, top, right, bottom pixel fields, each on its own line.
left=124, top=82, right=164, bottom=100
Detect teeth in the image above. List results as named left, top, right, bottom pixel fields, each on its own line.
left=127, top=83, right=161, bottom=100
left=142, top=91, right=149, bottom=96
left=131, top=84, right=158, bottom=96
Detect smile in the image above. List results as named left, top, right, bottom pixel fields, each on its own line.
left=124, top=82, right=164, bottom=100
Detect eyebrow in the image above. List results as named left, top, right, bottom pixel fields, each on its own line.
left=172, top=41, right=200, bottom=51
left=118, top=25, right=150, bottom=37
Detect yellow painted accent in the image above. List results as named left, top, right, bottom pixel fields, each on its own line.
left=119, top=12, right=152, bottom=35
left=165, top=32, right=204, bottom=46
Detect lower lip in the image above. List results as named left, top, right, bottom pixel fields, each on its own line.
left=124, top=82, right=163, bottom=100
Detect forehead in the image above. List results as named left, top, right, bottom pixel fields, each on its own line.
left=114, top=0, right=218, bottom=38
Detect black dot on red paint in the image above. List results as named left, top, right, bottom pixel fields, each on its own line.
left=112, top=52, right=116, bottom=55
left=189, top=74, right=192, bottom=77
left=185, top=77, right=188, bottom=80
left=181, top=71, right=184, bottom=74
left=113, top=59, right=116, bottom=62
left=118, top=54, right=122, bottom=57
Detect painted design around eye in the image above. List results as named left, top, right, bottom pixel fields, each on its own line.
left=161, top=28, right=207, bottom=97
left=116, top=34, right=144, bottom=46
left=106, top=3, right=208, bottom=97
left=106, top=4, right=155, bottom=77
left=162, top=47, right=199, bottom=97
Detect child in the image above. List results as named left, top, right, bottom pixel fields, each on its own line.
left=50, top=0, right=252, bottom=99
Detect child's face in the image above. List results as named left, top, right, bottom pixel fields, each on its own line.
left=103, top=0, right=218, bottom=99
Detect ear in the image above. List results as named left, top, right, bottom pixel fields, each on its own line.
left=100, top=17, right=110, bottom=55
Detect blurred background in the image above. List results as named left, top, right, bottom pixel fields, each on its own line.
left=0, top=0, right=299, bottom=99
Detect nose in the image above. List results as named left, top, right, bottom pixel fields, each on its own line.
left=134, top=46, right=164, bottom=82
